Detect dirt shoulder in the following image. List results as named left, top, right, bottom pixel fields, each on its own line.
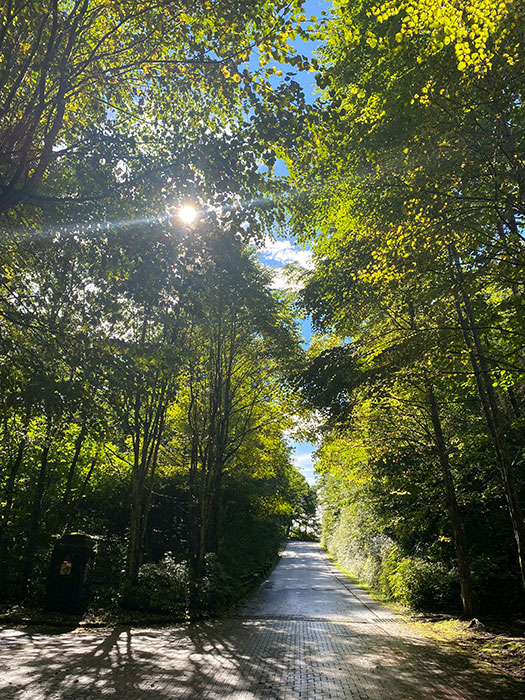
left=408, top=614, right=525, bottom=680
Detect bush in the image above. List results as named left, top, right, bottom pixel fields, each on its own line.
left=385, top=554, right=455, bottom=610
left=189, top=553, right=234, bottom=614
left=126, top=553, right=190, bottom=613
left=323, top=503, right=458, bottom=611
left=288, top=527, right=318, bottom=542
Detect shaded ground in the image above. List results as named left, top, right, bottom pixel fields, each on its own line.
left=1, top=542, right=524, bottom=699
left=410, top=616, right=525, bottom=680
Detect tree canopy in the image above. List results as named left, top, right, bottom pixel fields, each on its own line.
left=288, top=0, right=524, bottom=617
left=1, top=0, right=523, bottom=620
left=0, top=0, right=314, bottom=614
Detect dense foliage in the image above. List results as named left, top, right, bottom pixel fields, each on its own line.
left=289, top=0, right=524, bottom=617
left=0, top=0, right=315, bottom=616
left=2, top=0, right=523, bottom=622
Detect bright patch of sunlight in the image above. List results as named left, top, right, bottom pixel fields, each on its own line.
left=178, top=205, right=197, bottom=225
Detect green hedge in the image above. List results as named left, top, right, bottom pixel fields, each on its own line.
left=324, top=504, right=458, bottom=610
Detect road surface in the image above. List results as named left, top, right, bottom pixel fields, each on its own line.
left=0, top=542, right=522, bottom=699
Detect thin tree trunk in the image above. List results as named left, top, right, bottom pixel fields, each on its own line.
left=427, top=383, right=475, bottom=618
left=63, top=454, right=98, bottom=533
left=0, top=436, right=26, bottom=539
left=188, top=429, right=201, bottom=579
left=127, top=492, right=141, bottom=583
left=0, top=435, right=27, bottom=585
left=126, top=402, right=166, bottom=584
left=448, top=243, right=525, bottom=590
left=22, top=434, right=51, bottom=593
left=127, top=467, right=147, bottom=584
left=206, top=459, right=224, bottom=555
left=62, top=422, right=87, bottom=506
left=187, top=369, right=204, bottom=602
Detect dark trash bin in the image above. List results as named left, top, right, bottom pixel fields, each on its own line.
left=46, top=533, right=97, bottom=615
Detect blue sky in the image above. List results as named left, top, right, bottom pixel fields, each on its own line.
left=256, top=0, right=329, bottom=484
left=258, top=236, right=318, bottom=484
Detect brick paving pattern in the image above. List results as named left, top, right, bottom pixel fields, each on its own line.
left=1, top=543, right=523, bottom=699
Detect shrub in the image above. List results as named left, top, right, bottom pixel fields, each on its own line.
left=323, top=503, right=458, bottom=611
left=129, top=553, right=190, bottom=613
left=190, top=553, right=234, bottom=614
left=386, top=555, right=453, bottom=609
left=288, top=527, right=318, bottom=542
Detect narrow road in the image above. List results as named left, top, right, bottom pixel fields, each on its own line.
left=0, top=542, right=522, bottom=699
left=239, top=540, right=393, bottom=622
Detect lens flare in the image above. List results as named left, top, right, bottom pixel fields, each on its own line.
left=178, top=205, right=197, bottom=225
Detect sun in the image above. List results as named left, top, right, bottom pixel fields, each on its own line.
left=178, top=204, right=197, bottom=225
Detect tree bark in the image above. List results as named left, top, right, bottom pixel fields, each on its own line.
left=22, top=431, right=52, bottom=593
left=0, top=436, right=26, bottom=538
left=62, top=454, right=98, bottom=533
left=62, top=422, right=87, bottom=506
left=448, top=243, right=525, bottom=591
left=0, top=434, right=27, bottom=586
left=427, top=383, right=475, bottom=618
left=126, top=396, right=166, bottom=584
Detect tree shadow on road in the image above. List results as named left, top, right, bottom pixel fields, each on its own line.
left=0, top=618, right=523, bottom=699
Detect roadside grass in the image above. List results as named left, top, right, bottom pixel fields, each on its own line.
left=326, top=550, right=525, bottom=681
left=325, top=551, right=408, bottom=613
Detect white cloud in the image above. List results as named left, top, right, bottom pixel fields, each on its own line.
left=259, top=237, right=314, bottom=291
left=291, top=451, right=318, bottom=485
left=268, top=267, right=303, bottom=291
left=293, top=453, right=314, bottom=467
left=260, top=237, right=314, bottom=269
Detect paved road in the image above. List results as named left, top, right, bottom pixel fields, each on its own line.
left=0, top=542, right=523, bottom=699
left=240, top=541, right=392, bottom=622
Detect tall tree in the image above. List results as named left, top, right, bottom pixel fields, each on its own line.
left=0, top=0, right=309, bottom=217
left=288, top=0, right=524, bottom=603
left=182, top=239, right=299, bottom=586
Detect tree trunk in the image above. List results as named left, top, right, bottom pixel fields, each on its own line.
left=22, top=436, right=51, bottom=593
left=0, top=436, right=26, bottom=539
left=0, top=435, right=27, bottom=586
left=206, top=465, right=223, bottom=555
left=427, top=383, right=475, bottom=618
left=126, top=470, right=147, bottom=584
left=62, top=422, right=87, bottom=506
left=448, top=243, right=525, bottom=591
left=188, top=430, right=201, bottom=579
left=126, top=404, right=166, bottom=585
left=63, top=454, right=97, bottom=533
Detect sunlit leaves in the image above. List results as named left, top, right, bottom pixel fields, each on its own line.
left=371, top=0, right=515, bottom=74
left=0, top=0, right=314, bottom=218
